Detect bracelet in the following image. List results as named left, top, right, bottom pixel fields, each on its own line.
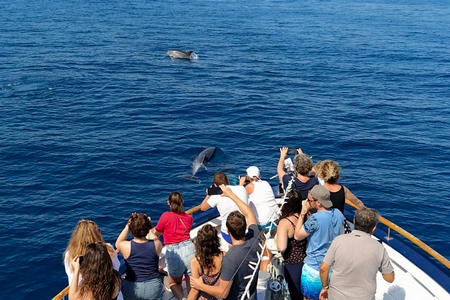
left=322, top=285, right=329, bottom=289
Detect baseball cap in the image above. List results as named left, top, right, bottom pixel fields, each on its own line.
left=246, top=166, right=260, bottom=178
left=309, top=185, right=333, bottom=208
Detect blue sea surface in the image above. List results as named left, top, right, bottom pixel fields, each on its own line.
left=0, top=0, right=449, bottom=298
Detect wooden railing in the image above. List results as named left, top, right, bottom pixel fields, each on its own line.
left=345, top=200, right=450, bottom=269
left=53, top=202, right=449, bottom=299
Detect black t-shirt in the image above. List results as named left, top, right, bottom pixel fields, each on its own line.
left=282, top=174, right=319, bottom=199
left=221, top=224, right=261, bottom=300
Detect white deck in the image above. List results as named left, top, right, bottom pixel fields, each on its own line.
left=160, top=215, right=449, bottom=300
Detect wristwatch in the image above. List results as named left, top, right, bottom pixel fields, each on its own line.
left=322, top=285, right=329, bottom=289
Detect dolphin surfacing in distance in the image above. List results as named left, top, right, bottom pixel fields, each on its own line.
left=192, top=147, right=216, bottom=176
left=166, top=50, right=197, bottom=60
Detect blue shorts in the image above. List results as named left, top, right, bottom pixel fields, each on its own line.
left=122, top=277, right=163, bottom=300
left=301, top=263, right=321, bottom=300
left=165, top=239, right=194, bottom=278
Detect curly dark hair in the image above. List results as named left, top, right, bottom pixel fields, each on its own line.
left=128, top=212, right=152, bottom=239
left=194, top=224, right=222, bottom=272
left=79, top=242, right=121, bottom=300
left=280, top=190, right=303, bottom=219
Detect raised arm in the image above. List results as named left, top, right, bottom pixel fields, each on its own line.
left=277, top=147, right=289, bottom=182
left=343, top=186, right=365, bottom=209
left=115, top=221, right=130, bottom=251
left=294, top=200, right=310, bottom=240
left=219, top=184, right=257, bottom=226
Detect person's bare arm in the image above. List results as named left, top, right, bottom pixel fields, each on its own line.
left=219, top=184, right=257, bottom=226
left=115, top=222, right=130, bottom=253
left=319, top=262, right=331, bottom=300
left=277, top=147, right=289, bottom=182
left=344, top=186, right=365, bottom=209
left=200, top=194, right=211, bottom=211
left=187, top=258, right=201, bottom=300
left=68, top=257, right=81, bottom=300
left=190, top=276, right=232, bottom=299
left=276, top=219, right=289, bottom=253
left=382, top=271, right=395, bottom=283
left=294, top=200, right=310, bottom=240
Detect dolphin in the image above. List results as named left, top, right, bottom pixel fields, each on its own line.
left=192, top=147, right=216, bottom=176
left=166, top=50, right=197, bottom=60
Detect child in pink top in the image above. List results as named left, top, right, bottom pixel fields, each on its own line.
left=153, top=192, right=194, bottom=299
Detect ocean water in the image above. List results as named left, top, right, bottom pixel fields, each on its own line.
left=0, top=0, right=449, bottom=298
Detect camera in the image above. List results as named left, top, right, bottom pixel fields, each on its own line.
left=239, top=175, right=251, bottom=186
left=207, top=185, right=222, bottom=195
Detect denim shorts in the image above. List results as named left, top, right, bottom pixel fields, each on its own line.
left=122, top=277, right=163, bottom=300
left=165, top=239, right=195, bottom=278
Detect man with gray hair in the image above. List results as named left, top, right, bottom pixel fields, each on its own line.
left=319, top=208, right=395, bottom=300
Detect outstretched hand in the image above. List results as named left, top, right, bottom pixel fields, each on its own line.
left=280, top=147, right=289, bottom=158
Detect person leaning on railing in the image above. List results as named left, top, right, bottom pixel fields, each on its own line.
left=152, top=192, right=195, bottom=300
left=314, top=159, right=365, bottom=212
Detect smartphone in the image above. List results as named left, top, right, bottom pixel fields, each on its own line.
left=287, top=148, right=298, bottom=155
left=78, top=256, right=84, bottom=265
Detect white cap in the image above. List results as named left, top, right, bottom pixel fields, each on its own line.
left=246, top=166, right=260, bottom=178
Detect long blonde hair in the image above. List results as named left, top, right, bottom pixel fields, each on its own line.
left=64, top=220, right=105, bottom=264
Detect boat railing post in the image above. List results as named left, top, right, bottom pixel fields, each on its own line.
left=385, top=227, right=392, bottom=241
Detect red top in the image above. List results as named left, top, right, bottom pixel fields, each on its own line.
left=155, top=211, right=193, bottom=244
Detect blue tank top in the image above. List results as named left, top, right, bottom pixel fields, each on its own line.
left=125, top=240, right=160, bottom=282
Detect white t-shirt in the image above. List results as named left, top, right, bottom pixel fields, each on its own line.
left=248, top=180, right=278, bottom=225
left=207, top=185, right=248, bottom=232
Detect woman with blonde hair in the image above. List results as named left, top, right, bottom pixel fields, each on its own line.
left=315, top=160, right=365, bottom=212
left=64, top=220, right=121, bottom=285
left=153, top=192, right=195, bottom=299
left=187, top=224, right=223, bottom=300
left=69, top=242, right=121, bottom=300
